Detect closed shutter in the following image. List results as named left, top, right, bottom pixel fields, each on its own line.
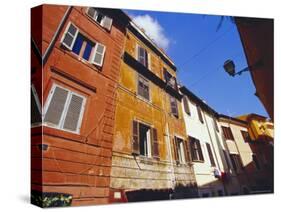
left=189, top=137, right=197, bottom=161
left=206, top=143, right=215, bottom=166
left=197, top=139, right=204, bottom=161
left=44, top=86, right=68, bottom=126
left=173, top=137, right=179, bottom=164
left=63, top=94, right=85, bottom=132
left=132, top=120, right=140, bottom=155
left=102, top=16, right=113, bottom=31
left=170, top=96, right=178, bottom=117
left=61, top=22, right=79, bottom=50
left=152, top=128, right=159, bottom=159
left=183, top=96, right=190, bottom=115
left=197, top=105, right=204, bottom=123
left=31, top=86, right=42, bottom=124
left=91, top=43, right=106, bottom=66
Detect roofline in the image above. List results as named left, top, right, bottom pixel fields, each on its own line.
left=179, top=86, right=218, bottom=116
left=218, top=114, right=248, bottom=126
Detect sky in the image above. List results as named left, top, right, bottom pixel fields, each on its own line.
left=125, top=9, right=268, bottom=118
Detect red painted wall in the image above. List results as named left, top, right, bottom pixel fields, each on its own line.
left=31, top=5, right=126, bottom=206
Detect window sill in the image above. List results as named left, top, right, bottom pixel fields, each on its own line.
left=42, top=126, right=87, bottom=143
left=192, top=160, right=205, bottom=163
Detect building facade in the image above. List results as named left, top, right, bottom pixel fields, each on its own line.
left=31, top=5, right=128, bottom=206
left=219, top=115, right=273, bottom=194
left=109, top=22, right=197, bottom=202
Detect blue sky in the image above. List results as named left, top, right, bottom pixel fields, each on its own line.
left=126, top=9, right=268, bottom=117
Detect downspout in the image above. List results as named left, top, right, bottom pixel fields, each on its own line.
left=42, top=6, right=73, bottom=66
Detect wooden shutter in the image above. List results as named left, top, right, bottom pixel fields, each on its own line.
left=183, top=140, right=191, bottom=163
left=197, top=139, right=204, bottom=161
left=189, top=137, right=197, bottom=161
left=170, top=96, right=178, bottom=117
left=91, top=43, right=106, bottom=66
left=102, top=16, right=113, bottom=31
left=230, top=154, right=237, bottom=171
left=44, top=86, right=68, bottom=126
left=61, top=22, right=79, bottom=50
left=132, top=120, right=140, bottom=155
left=173, top=137, right=179, bottom=164
left=183, top=96, right=191, bottom=115
left=31, top=86, right=42, bottom=124
left=213, top=117, right=219, bottom=132
left=197, top=105, right=204, bottom=123
left=206, top=143, right=215, bottom=166
left=63, top=94, right=85, bottom=132
left=152, top=128, right=159, bottom=159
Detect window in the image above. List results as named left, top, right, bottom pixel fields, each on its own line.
left=131, top=120, right=159, bottom=159
left=229, top=154, right=243, bottom=172
left=137, top=75, right=150, bottom=100
left=183, top=96, right=191, bottom=115
left=31, top=84, right=42, bottom=126
left=173, top=137, right=187, bottom=164
left=241, top=130, right=251, bottom=142
left=137, top=45, right=148, bottom=68
left=223, top=150, right=230, bottom=169
left=61, top=22, right=106, bottom=67
left=163, top=68, right=177, bottom=90
left=170, top=96, right=179, bottom=118
left=206, top=143, right=216, bottom=167
left=43, top=84, right=86, bottom=133
left=189, top=136, right=204, bottom=162
left=86, top=8, right=113, bottom=31
left=196, top=105, right=204, bottom=123
left=213, top=117, right=219, bottom=132
left=222, top=126, right=234, bottom=140
left=252, top=154, right=261, bottom=170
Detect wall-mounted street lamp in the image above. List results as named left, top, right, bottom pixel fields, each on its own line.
left=223, top=59, right=263, bottom=77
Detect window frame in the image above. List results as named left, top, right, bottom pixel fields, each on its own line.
left=43, top=83, right=86, bottom=134
left=170, top=95, right=179, bottom=118
left=136, top=44, right=149, bottom=68
left=31, top=84, right=42, bottom=127
left=137, top=74, right=150, bottom=101
left=138, top=121, right=152, bottom=158
left=60, top=22, right=106, bottom=67
left=206, top=143, right=216, bottom=167
left=175, top=136, right=187, bottom=165
left=190, top=137, right=204, bottom=162
left=229, top=153, right=244, bottom=173
left=182, top=96, right=191, bottom=115
left=86, top=7, right=113, bottom=31
left=222, top=126, right=235, bottom=141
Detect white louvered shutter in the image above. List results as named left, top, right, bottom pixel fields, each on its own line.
left=87, top=7, right=98, bottom=20
left=31, top=86, right=42, bottom=124
left=101, top=16, right=113, bottom=31
left=44, top=86, right=69, bottom=127
left=63, top=94, right=85, bottom=132
left=91, top=43, right=106, bottom=66
left=61, top=22, right=79, bottom=50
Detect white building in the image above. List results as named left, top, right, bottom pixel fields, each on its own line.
left=179, top=86, right=234, bottom=197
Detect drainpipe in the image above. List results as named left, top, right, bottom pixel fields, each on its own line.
left=202, top=111, right=228, bottom=195
left=42, top=6, right=73, bottom=66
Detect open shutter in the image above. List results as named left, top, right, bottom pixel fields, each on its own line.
left=102, top=16, right=113, bottom=31
left=31, top=85, right=42, bottom=124
left=173, top=137, right=179, bottom=164
left=63, top=94, right=85, bottom=132
left=132, top=120, right=140, bottom=155
left=152, top=128, right=159, bottom=159
left=197, top=140, right=204, bottom=161
left=197, top=105, right=204, bottom=123
left=91, top=43, right=106, bottom=66
left=44, top=86, right=68, bottom=126
left=170, top=96, right=178, bottom=117
left=61, top=22, right=79, bottom=50
left=213, top=117, right=219, bottom=132
left=183, top=96, right=190, bottom=115
left=206, top=143, right=215, bottom=166
left=87, top=7, right=98, bottom=20
left=183, top=140, right=191, bottom=163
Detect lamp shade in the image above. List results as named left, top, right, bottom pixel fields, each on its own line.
left=223, top=60, right=236, bottom=76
